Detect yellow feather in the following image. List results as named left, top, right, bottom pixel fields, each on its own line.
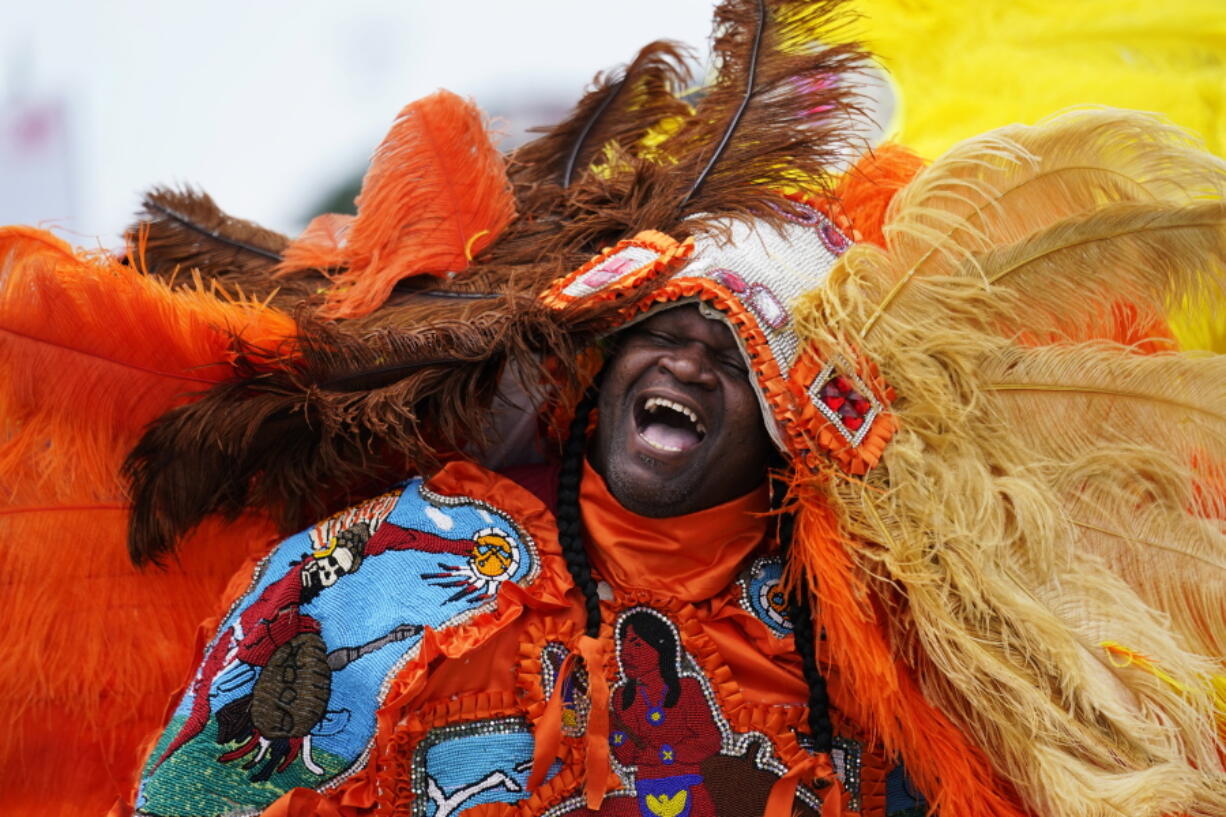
left=793, top=110, right=1226, bottom=817
left=851, top=0, right=1226, bottom=351
left=979, top=344, right=1226, bottom=464
left=849, top=0, right=1226, bottom=159
left=857, top=110, right=1226, bottom=339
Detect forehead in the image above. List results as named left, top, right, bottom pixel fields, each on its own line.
left=626, top=303, right=739, bottom=350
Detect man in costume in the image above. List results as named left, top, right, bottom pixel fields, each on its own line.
left=1, top=1, right=1224, bottom=816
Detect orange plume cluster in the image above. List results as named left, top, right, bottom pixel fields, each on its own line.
left=278, top=90, right=517, bottom=319
left=822, top=143, right=927, bottom=247
left=0, top=227, right=295, bottom=815
left=791, top=495, right=1032, bottom=817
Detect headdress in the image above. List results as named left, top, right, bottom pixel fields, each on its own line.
left=2, top=1, right=1223, bottom=815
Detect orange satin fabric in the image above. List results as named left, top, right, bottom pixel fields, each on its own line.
left=112, top=459, right=908, bottom=816
left=580, top=460, right=769, bottom=602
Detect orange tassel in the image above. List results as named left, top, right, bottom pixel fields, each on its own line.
left=765, top=751, right=841, bottom=817
left=578, top=634, right=613, bottom=810
left=528, top=652, right=577, bottom=791
left=278, top=90, right=516, bottom=319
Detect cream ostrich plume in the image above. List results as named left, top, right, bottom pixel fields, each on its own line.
left=792, top=109, right=1226, bottom=817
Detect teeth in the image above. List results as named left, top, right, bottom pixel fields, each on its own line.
left=644, top=397, right=707, bottom=435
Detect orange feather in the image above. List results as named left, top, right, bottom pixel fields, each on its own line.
left=278, top=211, right=354, bottom=274
left=822, top=144, right=927, bottom=248
left=791, top=493, right=1031, bottom=817
left=0, top=226, right=297, bottom=497
left=2, top=510, right=277, bottom=817
left=0, top=226, right=296, bottom=815
left=278, top=90, right=517, bottom=319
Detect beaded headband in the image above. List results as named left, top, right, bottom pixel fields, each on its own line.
left=542, top=203, right=895, bottom=475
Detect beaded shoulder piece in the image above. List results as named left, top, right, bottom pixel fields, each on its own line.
left=135, top=463, right=559, bottom=817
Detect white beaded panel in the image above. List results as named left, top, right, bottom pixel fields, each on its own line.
left=681, top=215, right=842, bottom=382
left=561, top=245, right=662, bottom=299
left=646, top=209, right=849, bottom=450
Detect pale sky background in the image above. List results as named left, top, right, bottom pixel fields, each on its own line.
left=1, top=0, right=720, bottom=244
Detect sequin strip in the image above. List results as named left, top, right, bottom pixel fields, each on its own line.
left=767, top=198, right=824, bottom=227
left=831, top=736, right=863, bottom=812
left=539, top=642, right=568, bottom=698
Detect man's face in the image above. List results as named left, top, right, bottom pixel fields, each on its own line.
left=591, top=305, right=773, bottom=517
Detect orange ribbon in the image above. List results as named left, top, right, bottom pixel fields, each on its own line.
left=527, top=651, right=577, bottom=791
left=765, top=751, right=843, bottom=817
left=579, top=634, right=612, bottom=810
left=528, top=634, right=614, bottom=809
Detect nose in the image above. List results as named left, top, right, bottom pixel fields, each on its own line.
left=658, top=342, right=718, bottom=389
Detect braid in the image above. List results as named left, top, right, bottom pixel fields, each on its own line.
left=556, top=410, right=832, bottom=749
left=790, top=590, right=833, bottom=754
left=557, top=390, right=602, bottom=637
left=773, top=474, right=833, bottom=756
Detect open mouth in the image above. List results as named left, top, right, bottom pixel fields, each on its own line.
left=634, top=396, right=707, bottom=453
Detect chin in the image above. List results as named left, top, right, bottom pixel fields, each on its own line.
left=602, top=451, right=704, bottom=518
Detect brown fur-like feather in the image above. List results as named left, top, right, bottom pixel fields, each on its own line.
left=122, top=271, right=654, bottom=564
left=505, top=0, right=869, bottom=264
left=129, top=187, right=329, bottom=306
left=511, top=40, right=694, bottom=192
left=670, top=0, right=867, bottom=223
left=123, top=0, right=871, bottom=560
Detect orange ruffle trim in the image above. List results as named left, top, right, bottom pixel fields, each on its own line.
left=540, top=228, right=898, bottom=476
left=120, top=461, right=573, bottom=817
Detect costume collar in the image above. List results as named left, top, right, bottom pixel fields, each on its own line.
left=580, top=459, right=769, bottom=602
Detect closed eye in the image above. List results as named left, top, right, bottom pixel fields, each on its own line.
left=643, top=330, right=680, bottom=346
left=720, top=354, right=748, bottom=375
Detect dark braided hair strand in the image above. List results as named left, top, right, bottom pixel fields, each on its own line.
left=774, top=475, right=834, bottom=756
left=556, top=390, right=602, bottom=637
left=554, top=397, right=833, bottom=756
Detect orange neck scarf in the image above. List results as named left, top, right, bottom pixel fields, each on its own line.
left=580, top=460, right=769, bottom=601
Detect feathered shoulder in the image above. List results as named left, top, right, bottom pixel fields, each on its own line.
left=789, top=108, right=1226, bottom=817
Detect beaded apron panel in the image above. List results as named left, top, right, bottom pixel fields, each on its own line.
left=397, top=605, right=866, bottom=817
left=410, top=717, right=547, bottom=817
left=555, top=607, right=837, bottom=816
left=135, top=480, right=541, bottom=817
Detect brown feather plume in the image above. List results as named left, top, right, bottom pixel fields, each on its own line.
left=510, top=41, right=694, bottom=192
left=122, top=0, right=872, bottom=560
left=128, top=188, right=326, bottom=306
left=122, top=275, right=652, bottom=564
left=498, top=0, right=869, bottom=265
left=664, top=0, right=867, bottom=226
left=480, top=41, right=696, bottom=288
